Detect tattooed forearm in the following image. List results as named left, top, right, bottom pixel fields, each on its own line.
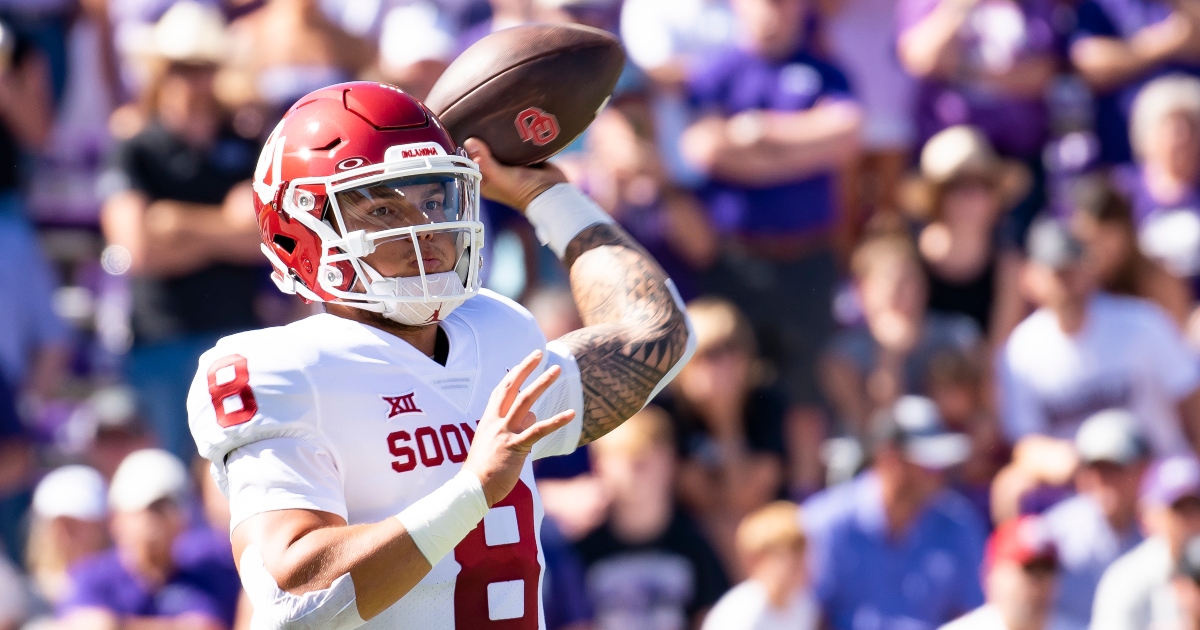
left=557, top=224, right=691, bottom=445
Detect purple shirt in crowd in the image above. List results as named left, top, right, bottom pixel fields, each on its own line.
left=1073, top=0, right=1200, bottom=163
left=1111, top=163, right=1200, bottom=289
left=58, top=526, right=240, bottom=627
left=686, top=46, right=853, bottom=236
left=803, top=472, right=987, bottom=630
left=1111, top=163, right=1200, bottom=224
left=898, top=0, right=1059, bottom=159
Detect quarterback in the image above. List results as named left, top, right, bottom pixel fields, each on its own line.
left=186, top=81, right=693, bottom=629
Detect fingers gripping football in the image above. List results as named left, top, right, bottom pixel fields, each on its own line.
left=464, top=350, right=575, bottom=506
left=464, top=138, right=566, bottom=212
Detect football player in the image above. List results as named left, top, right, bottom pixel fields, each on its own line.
left=186, top=81, right=694, bottom=629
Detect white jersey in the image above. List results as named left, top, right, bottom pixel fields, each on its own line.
left=700, top=581, right=819, bottom=630
left=187, top=290, right=584, bottom=630
left=998, top=293, right=1200, bottom=456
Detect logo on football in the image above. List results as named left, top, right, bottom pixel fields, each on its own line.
left=515, top=107, right=560, bottom=147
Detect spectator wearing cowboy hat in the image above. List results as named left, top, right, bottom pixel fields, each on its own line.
left=98, top=1, right=265, bottom=461
left=901, top=125, right=1031, bottom=347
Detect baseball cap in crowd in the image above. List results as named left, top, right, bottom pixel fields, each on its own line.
left=873, top=396, right=970, bottom=470
left=32, top=465, right=107, bottom=522
left=1075, top=409, right=1150, bottom=465
left=1140, top=455, right=1200, bottom=508
left=109, top=449, right=191, bottom=513
left=1026, top=218, right=1085, bottom=270
left=985, top=515, right=1058, bottom=572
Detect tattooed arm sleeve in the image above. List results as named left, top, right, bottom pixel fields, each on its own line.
left=556, top=223, right=694, bottom=445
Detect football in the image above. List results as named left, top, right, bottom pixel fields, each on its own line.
left=423, top=23, right=626, bottom=166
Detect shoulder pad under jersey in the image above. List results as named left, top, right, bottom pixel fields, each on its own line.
left=187, top=322, right=325, bottom=477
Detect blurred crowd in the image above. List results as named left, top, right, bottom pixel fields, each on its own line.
left=12, top=0, right=1200, bottom=628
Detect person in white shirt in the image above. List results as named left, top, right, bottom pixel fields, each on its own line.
left=940, top=515, right=1059, bottom=630
left=999, top=218, right=1200, bottom=456
left=1092, top=456, right=1200, bottom=630
left=0, top=552, right=25, bottom=630
left=1041, top=410, right=1148, bottom=630
left=1172, top=535, right=1200, bottom=630
left=618, top=0, right=736, bottom=186
left=619, top=0, right=734, bottom=87
left=701, top=501, right=819, bottom=630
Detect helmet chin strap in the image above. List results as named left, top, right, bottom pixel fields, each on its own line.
left=359, top=260, right=469, bottom=327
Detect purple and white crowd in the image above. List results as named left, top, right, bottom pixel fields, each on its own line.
left=11, top=0, right=1200, bottom=628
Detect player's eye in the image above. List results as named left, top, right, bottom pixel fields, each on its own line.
left=368, top=206, right=393, bottom=218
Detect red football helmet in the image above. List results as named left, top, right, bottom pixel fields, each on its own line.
left=253, top=82, right=484, bottom=326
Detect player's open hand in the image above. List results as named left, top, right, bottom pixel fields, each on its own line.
left=464, top=138, right=567, bottom=213
left=464, top=350, right=575, bottom=506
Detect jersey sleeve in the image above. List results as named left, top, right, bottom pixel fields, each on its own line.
left=529, top=340, right=585, bottom=461
left=225, top=437, right=348, bottom=530
left=187, top=335, right=331, bottom=500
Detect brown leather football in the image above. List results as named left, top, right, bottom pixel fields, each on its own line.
left=423, top=23, right=625, bottom=166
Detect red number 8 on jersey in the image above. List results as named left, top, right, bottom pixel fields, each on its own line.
left=454, top=480, right=541, bottom=628
left=207, top=354, right=258, bottom=428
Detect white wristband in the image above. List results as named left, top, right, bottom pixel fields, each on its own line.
left=525, top=183, right=616, bottom=258
left=395, top=470, right=489, bottom=567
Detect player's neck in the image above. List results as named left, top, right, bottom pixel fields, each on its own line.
left=326, top=304, right=442, bottom=360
